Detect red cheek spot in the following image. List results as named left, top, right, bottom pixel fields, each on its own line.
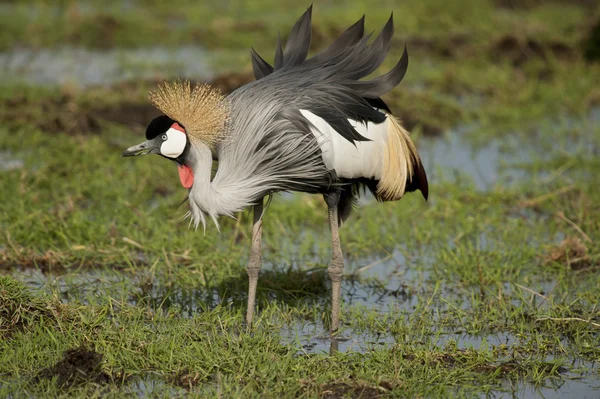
left=178, top=165, right=194, bottom=188
left=171, top=123, right=185, bottom=133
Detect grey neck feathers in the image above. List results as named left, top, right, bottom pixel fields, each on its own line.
left=185, top=142, right=258, bottom=233
left=184, top=96, right=331, bottom=233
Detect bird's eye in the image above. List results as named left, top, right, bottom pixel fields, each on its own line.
left=161, top=134, right=168, bottom=141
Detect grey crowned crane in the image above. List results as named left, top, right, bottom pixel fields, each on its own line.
left=122, top=7, right=428, bottom=333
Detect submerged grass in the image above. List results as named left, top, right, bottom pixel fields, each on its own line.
left=1, top=0, right=600, bottom=397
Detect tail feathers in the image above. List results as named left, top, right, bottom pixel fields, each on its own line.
left=376, top=115, right=428, bottom=201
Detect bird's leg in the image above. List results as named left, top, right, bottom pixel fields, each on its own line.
left=325, top=190, right=343, bottom=333
left=246, top=198, right=264, bottom=329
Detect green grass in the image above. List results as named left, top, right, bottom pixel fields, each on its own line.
left=1, top=0, right=600, bottom=397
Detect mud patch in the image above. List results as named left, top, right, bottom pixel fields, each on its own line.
left=4, top=95, right=102, bottom=135
left=35, top=347, right=109, bottom=388
left=2, top=94, right=160, bottom=135
left=0, top=46, right=213, bottom=87
left=582, top=16, right=600, bottom=62
left=173, top=369, right=206, bottom=389
left=2, top=72, right=255, bottom=135
left=96, top=102, right=162, bottom=131
left=490, top=34, right=575, bottom=67
left=314, top=380, right=396, bottom=399
left=2, top=247, right=72, bottom=273
left=543, top=236, right=595, bottom=270
left=209, top=72, right=254, bottom=94
left=492, top=0, right=598, bottom=10
left=406, top=34, right=471, bottom=59
left=67, top=15, right=122, bottom=50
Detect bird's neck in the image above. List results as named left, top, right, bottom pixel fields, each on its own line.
left=184, top=142, right=237, bottom=232
left=186, top=142, right=213, bottom=187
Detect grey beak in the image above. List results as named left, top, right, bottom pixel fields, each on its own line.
left=122, top=140, right=158, bottom=157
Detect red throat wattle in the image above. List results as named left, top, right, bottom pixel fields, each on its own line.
left=170, top=122, right=193, bottom=188
left=178, top=165, right=194, bottom=188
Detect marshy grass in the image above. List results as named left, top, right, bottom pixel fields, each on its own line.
left=1, top=0, right=599, bottom=397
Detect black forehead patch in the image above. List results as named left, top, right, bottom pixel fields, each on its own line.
left=145, top=115, right=177, bottom=140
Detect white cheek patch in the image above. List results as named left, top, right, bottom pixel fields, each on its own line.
left=160, top=127, right=187, bottom=158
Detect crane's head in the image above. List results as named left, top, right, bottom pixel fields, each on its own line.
left=121, top=81, right=228, bottom=189
left=121, top=115, right=188, bottom=160
left=122, top=114, right=195, bottom=188
left=122, top=81, right=227, bottom=160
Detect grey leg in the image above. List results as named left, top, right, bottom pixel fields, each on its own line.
left=325, top=191, right=344, bottom=333
left=246, top=198, right=264, bottom=328
left=329, top=338, right=339, bottom=355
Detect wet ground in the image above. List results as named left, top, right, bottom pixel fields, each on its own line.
left=0, top=46, right=250, bottom=87
left=10, top=207, right=600, bottom=397
left=4, top=87, right=600, bottom=396
left=1, top=3, right=600, bottom=397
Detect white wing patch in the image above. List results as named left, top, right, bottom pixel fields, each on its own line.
left=160, top=127, right=187, bottom=158
left=300, top=109, right=388, bottom=180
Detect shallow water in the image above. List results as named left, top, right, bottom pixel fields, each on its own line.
left=418, top=108, right=599, bottom=192
left=418, top=130, right=528, bottom=191
left=10, top=207, right=599, bottom=397
left=282, top=321, right=397, bottom=353
left=493, top=374, right=600, bottom=399
left=0, top=46, right=214, bottom=87
left=103, top=370, right=600, bottom=398
left=125, top=374, right=188, bottom=397
left=14, top=247, right=423, bottom=314
left=0, top=152, right=24, bottom=171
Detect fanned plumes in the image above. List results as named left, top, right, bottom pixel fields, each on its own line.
left=346, top=44, right=409, bottom=99
left=251, top=47, right=273, bottom=80
left=333, top=13, right=395, bottom=81
left=273, top=32, right=284, bottom=70
left=248, top=12, right=408, bottom=145
left=252, top=5, right=313, bottom=78
left=306, top=15, right=365, bottom=65
left=280, top=5, right=313, bottom=69
left=149, top=80, right=230, bottom=147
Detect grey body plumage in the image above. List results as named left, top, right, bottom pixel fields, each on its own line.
left=123, top=6, right=428, bottom=332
